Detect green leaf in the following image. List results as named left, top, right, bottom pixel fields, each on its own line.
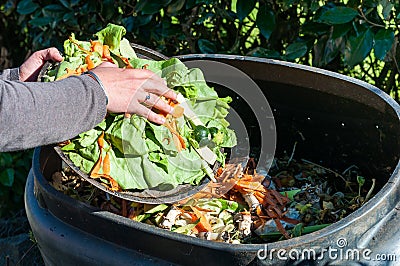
left=101, top=0, right=115, bottom=20
left=30, top=17, right=52, bottom=27
left=217, top=198, right=239, bottom=212
left=344, top=29, right=374, bottom=67
left=236, top=0, right=256, bottom=22
left=0, top=153, right=13, bottom=167
left=285, top=41, right=308, bottom=61
left=374, top=29, right=394, bottom=60
left=256, top=4, right=276, bottom=40
left=300, top=223, right=331, bottom=234
left=331, top=23, right=352, bottom=39
left=198, top=39, right=217, bottom=53
left=135, top=15, right=153, bottom=27
left=58, top=0, right=70, bottom=9
left=119, top=38, right=137, bottom=59
left=17, top=0, right=39, bottom=15
left=280, top=189, right=301, bottom=201
left=357, top=175, right=365, bottom=186
left=136, top=0, right=172, bottom=15
left=318, top=6, right=359, bottom=25
left=105, top=115, right=148, bottom=156
left=378, top=0, right=394, bottom=20
left=0, top=169, right=15, bottom=187
left=301, top=22, right=330, bottom=36
left=70, top=0, right=80, bottom=6
left=63, top=12, right=75, bottom=22
left=322, top=37, right=343, bottom=65
left=248, top=47, right=281, bottom=59
left=145, top=204, right=169, bottom=214
left=43, top=4, right=67, bottom=13
left=196, top=0, right=215, bottom=5
left=259, top=223, right=331, bottom=239
left=291, top=223, right=304, bottom=237
left=363, top=0, right=378, bottom=8
left=173, top=220, right=199, bottom=234
left=95, top=23, right=126, bottom=53
left=167, top=0, right=185, bottom=13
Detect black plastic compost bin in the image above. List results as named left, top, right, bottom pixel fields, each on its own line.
left=25, top=55, right=400, bottom=266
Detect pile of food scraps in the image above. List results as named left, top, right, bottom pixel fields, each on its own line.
left=50, top=154, right=375, bottom=244
left=47, top=23, right=236, bottom=192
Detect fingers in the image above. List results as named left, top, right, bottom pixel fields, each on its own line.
left=91, top=65, right=178, bottom=121
left=141, top=92, right=173, bottom=114
left=144, top=85, right=177, bottom=101
left=40, top=47, right=63, bottom=62
left=160, top=88, right=177, bottom=101
left=133, top=104, right=166, bottom=125
left=133, top=72, right=177, bottom=100
left=119, top=68, right=177, bottom=101
left=97, top=62, right=117, bottom=68
left=19, top=47, right=64, bottom=81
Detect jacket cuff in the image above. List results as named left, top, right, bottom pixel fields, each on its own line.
left=0, top=68, right=20, bottom=81
left=78, top=75, right=108, bottom=124
left=9, top=68, right=20, bottom=81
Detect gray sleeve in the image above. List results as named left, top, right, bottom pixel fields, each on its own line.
left=0, top=75, right=107, bottom=152
left=0, top=68, right=20, bottom=81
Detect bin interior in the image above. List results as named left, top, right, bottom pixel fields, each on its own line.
left=203, top=58, right=400, bottom=189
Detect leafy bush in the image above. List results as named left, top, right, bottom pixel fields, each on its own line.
left=0, top=0, right=400, bottom=216
left=3, top=0, right=399, bottom=95
left=0, top=151, right=32, bottom=217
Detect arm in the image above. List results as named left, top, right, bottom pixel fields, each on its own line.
left=0, top=76, right=107, bottom=152
left=0, top=68, right=19, bottom=81
left=0, top=49, right=176, bottom=152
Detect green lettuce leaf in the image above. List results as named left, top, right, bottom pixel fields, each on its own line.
left=105, top=115, right=148, bottom=156
left=120, top=38, right=137, bottom=59
left=95, top=23, right=126, bottom=53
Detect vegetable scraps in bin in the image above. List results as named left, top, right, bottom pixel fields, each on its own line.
left=45, top=24, right=237, bottom=191
left=51, top=155, right=375, bottom=244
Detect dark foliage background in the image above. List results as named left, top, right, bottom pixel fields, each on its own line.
left=1, top=0, right=399, bottom=217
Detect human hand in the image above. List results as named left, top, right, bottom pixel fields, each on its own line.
left=19, top=48, right=63, bottom=82
left=91, top=62, right=177, bottom=125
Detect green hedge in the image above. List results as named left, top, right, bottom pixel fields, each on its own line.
left=1, top=0, right=400, bottom=217
left=0, top=150, right=32, bottom=217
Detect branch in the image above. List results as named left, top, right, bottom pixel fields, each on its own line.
left=358, top=8, right=386, bottom=28
left=392, top=52, right=400, bottom=75
left=392, top=9, right=400, bottom=33
left=368, top=54, right=377, bottom=79
left=359, top=58, right=375, bottom=81
left=385, top=35, right=400, bottom=77
left=182, top=6, right=199, bottom=53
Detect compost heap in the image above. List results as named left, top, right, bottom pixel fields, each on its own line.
left=52, top=155, right=375, bottom=243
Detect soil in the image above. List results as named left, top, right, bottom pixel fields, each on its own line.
left=0, top=210, right=43, bottom=266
